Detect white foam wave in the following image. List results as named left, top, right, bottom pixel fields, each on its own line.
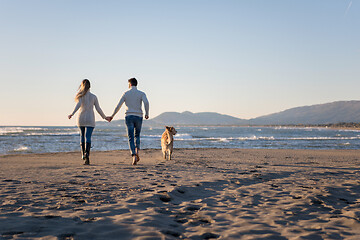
left=0, top=127, right=54, bottom=136
left=173, top=136, right=276, bottom=142
left=143, top=134, right=162, bottom=138
left=174, top=134, right=193, bottom=140
left=274, top=126, right=317, bottom=131
left=287, top=136, right=360, bottom=140
left=219, top=138, right=230, bottom=142
left=13, top=146, right=30, bottom=152
left=234, top=136, right=275, bottom=141
left=173, top=135, right=360, bottom=142
left=339, top=129, right=360, bottom=133
left=0, top=127, right=25, bottom=135
left=24, top=127, right=44, bottom=131
left=25, top=132, right=79, bottom=136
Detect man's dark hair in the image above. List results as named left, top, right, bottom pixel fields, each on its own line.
left=128, top=78, right=138, bottom=86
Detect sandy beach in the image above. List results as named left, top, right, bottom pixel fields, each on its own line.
left=0, top=148, right=359, bottom=239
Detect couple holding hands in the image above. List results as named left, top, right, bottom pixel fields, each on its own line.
left=68, top=78, right=149, bottom=165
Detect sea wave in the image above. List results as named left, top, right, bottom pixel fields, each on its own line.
left=286, top=136, right=360, bottom=140
left=170, top=135, right=360, bottom=142
left=1, top=126, right=360, bottom=154
left=174, top=134, right=193, bottom=140
left=171, top=135, right=276, bottom=142
left=143, top=134, right=162, bottom=138
left=12, top=146, right=31, bottom=152
left=0, top=127, right=77, bottom=136
left=0, top=127, right=25, bottom=135
left=25, top=132, right=79, bottom=136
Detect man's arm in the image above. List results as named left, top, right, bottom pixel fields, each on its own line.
left=111, top=93, right=126, bottom=119
left=142, top=93, right=149, bottom=119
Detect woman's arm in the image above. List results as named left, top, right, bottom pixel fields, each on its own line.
left=94, top=96, right=106, bottom=119
left=68, top=99, right=82, bottom=119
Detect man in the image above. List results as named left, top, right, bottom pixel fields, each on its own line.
left=106, top=78, right=149, bottom=165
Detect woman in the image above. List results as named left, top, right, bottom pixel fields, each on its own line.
left=68, top=79, right=108, bottom=165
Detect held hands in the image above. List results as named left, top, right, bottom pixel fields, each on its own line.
left=105, top=116, right=147, bottom=122
left=70, top=115, right=145, bottom=122
left=105, top=116, right=113, bottom=122
left=69, top=114, right=112, bottom=122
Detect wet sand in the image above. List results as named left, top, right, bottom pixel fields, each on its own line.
left=1, top=148, right=360, bottom=239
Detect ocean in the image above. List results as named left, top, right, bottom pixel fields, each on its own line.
left=0, top=126, right=359, bottom=155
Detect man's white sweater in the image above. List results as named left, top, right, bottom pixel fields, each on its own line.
left=111, top=86, right=149, bottom=118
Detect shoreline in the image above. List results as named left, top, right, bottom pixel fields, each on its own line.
left=1, top=148, right=359, bottom=239
left=2, top=147, right=360, bottom=158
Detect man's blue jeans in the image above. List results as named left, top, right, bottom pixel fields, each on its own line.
left=125, top=115, right=143, bottom=155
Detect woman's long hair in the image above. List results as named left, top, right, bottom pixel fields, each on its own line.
left=75, top=79, right=91, bottom=101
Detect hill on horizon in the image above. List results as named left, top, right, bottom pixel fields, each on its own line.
left=250, top=100, right=360, bottom=125
left=97, top=100, right=360, bottom=126
left=101, top=111, right=248, bottom=127
left=152, top=111, right=248, bottom=126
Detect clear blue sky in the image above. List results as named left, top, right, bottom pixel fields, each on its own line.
left=0, top=0, right=359, bottom=126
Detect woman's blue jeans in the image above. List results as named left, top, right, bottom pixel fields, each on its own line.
left=79, top=126, right=94, bottom=144
left=125, top=115, right=143, bottom=155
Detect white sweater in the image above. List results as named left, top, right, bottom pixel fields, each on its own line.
left=111, top=86, right=149, bottom=118
left=71, top=92, right=106, bottom=127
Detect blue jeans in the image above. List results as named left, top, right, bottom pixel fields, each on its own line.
left=125, top=115, right=143, bottom=155
left=79, top=127, right=94, bottom=143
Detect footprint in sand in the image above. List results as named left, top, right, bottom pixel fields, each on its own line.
left=161, top=230, right=181, bottom=238
left=189, top=217, right=212, bottom=226
left=2, top=232, right=25, bottom=239
left=185, top=205, right=201, bottom=211
left=200, top=232, right=220, bottom=239
left=176, top=188, right=186, bottom=194
left=159, top=193, right=172, bottom=202
left=3, top=179, right=22, bottom=184
left=58, top=233, right=75, bottom=240
left=74, top=175, right=89, bottom=178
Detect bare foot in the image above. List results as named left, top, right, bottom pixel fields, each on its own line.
left=132, top=155, right=138, bottom=165
left=136, top=149, right=140, bottom=163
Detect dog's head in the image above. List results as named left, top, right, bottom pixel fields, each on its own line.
left=165, top=126, right=177, bottom=135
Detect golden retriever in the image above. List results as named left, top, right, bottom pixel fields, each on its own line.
left=161, top=126, right=177, bottom=160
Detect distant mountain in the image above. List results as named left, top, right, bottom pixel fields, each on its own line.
left=98, top=111, right=248, bottom=127
left=250, top=101, right=360, bottom=125
left=152, top=111, right=248, bottom=126
left=97, top=100, right=360, bottom=126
